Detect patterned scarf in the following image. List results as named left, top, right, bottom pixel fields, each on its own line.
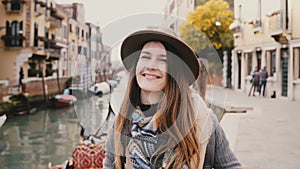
left=127, top=106, right=190, bottom=169
left=128, top=106, right=167, bottom=169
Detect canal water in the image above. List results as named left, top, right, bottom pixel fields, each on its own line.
left=0, top=72, right=128, bottom=169
left=0, top=107, right=81, bottom=168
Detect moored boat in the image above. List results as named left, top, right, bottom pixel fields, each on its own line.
left=50, top=94, right=77, bottom=108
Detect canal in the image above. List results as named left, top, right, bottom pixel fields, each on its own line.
left=0, top=72, right=127, bottom=169
left=0, top=107, right=81, bottom=168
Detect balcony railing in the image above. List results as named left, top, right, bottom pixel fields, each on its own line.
left=2, top=0, right=26, bottom=5
left=267, top=10, right=290, bottom=43
left=253, top=19, right=262, bottom=28
left=49, top=49, right=61, bottom=60
left=268, top=11, right=283, bottom=35
left=1, top=34, right=25, bottom=48
left=37, top=36, right=63, bottom=50
left=2, top=0, right=26, bottom=12
left=49, top=17, right=62, bottom=28
left=229, top=20, right=242, bottom=38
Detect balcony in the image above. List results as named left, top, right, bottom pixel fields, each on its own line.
left=49, top=9, right=63, bottom=28
left=2, top=0, right=26, bottom=13
left=267, top=10, right=289, bottom=43
left=1, top=34, right=25, bottom=48
left=49, top=17, right=62, bottom=28
left=249, top=19, right=262, bottom=34
left=229, top=21, right=242, bottom=38
left=48, top=49, right=61, bottom=60
left=268, top=11, right=282, bottom=35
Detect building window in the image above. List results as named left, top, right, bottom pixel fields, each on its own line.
left=294, top=47, right=300, bottom=79
left=81, top=30, right=84, bottom=39
left=4, top=20, right=23, bottom=47
left=34, top=23, right=38, bottom=47
left=63, top=25, right=67, bottom=39
left=76, top=27, right=79, bottom=36
left=69, top=24, right=72, bottom=32
left=11, top=1, right=22, bottom=11
left=256, top=50, right=261, bottom=70
left=11, top=21, right=19, bottom=46
left=269, top=50, right=276, bottom=77
left=72, top=40, right=75, bottom=52
left=56, top=28, right=61, bottom=38
left=246, top=52, right=253, bottom=75
left=256, top=0, right=262, bottom=27
left=34, top=2, right=37, bottom=12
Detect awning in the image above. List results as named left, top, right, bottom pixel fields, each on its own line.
left=229, top=21, right=241, bottom=30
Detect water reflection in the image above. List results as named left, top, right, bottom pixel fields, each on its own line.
left=0, top=107, right=80, bottom=169
left=73, top=91, right=110, bottom=136
left=0, top=72, right=128, bottom=169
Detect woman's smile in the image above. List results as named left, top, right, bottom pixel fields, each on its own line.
left=136, top=41, right=167, bottom=93
left=142, top=72, right=162, bottom=80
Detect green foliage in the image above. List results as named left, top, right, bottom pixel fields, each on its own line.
left=180, top=0, right=234, bottom=52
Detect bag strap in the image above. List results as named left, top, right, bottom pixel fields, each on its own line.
left=203, top=131, right=215, bottom=169
left=121, top=156, right=126, bottom=169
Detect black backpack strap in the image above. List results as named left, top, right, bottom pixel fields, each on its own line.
left=203, top=131, right=215, bottom=169
left=121, top=156, right=126, bottom=169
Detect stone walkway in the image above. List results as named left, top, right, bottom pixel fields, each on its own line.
left=207, top=85, right=300, bottom=169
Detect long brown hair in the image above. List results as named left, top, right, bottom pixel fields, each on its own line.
left=114, top=41, right=201, bottom=169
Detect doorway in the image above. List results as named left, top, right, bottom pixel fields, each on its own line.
left=281, top=49, right=288, bottom=97
left=237, top=53, right=242, bottom=89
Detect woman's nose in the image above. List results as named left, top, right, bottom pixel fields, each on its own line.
left=145, top=59, right=157, bottom=69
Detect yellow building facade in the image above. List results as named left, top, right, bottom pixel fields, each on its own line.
left=0, top=0, right=66, bottom=87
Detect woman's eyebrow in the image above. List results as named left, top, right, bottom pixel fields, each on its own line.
left=141, top=51, right=151, bottom=55
left=141, top=51, right=167, bottom=57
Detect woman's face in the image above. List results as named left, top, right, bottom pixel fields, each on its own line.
left=135, top=41, right=168, bottom=92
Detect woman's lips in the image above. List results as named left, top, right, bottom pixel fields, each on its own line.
left=142, top=73, right=161, bottom=80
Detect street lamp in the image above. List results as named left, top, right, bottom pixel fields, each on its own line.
left=215, top=17, right=221, bottom=26
left=0, top=26, right=5, bottom=31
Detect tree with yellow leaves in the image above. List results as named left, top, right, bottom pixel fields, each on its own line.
left=180, top=0, right=234, bottom=54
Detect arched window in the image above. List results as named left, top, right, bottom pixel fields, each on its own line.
left=5, top=20, right=23, bottom=47
left=11, top=21, right=19, bottom=46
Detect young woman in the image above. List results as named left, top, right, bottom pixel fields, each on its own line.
left=104, top=27, right=242, bottom=169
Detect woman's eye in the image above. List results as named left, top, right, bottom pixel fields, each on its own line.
left=159, top=58, right=167, bottom=62
left=141, top=55, right=151, bottom=60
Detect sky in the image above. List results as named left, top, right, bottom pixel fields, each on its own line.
left=56, top=0, right=168, bottom=26
left=56, top=0, right=169, bottom=61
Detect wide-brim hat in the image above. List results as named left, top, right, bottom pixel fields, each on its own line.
left=120, top=27, right=199, bottom=85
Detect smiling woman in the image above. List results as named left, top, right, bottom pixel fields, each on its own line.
left=103, top=27, right=242, bottom=169
left=136, top=42, right=168, bottom=95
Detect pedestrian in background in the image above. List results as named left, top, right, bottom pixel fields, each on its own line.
left=104, top=27, right=241, bottom=169
left=259, top=66, right=269, bottom=97
left=248, top=66, right=259, bottom=96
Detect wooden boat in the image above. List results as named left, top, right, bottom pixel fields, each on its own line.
left=50, top=94, right=77, bottom=108
left=13, top=104, right=38, bottom=116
